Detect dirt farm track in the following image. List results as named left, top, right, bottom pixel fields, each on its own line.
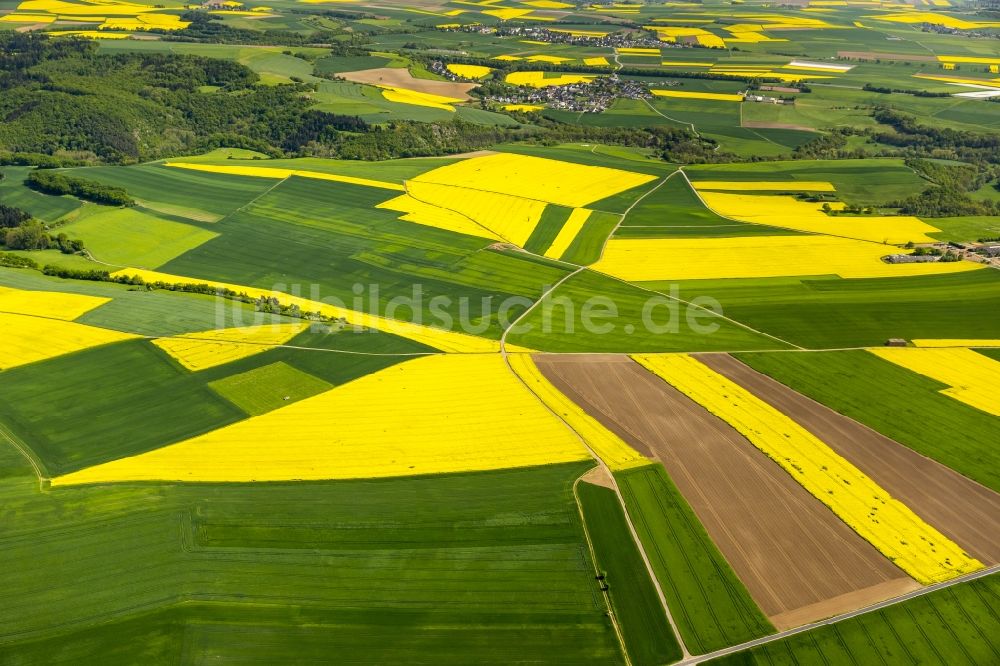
left=534, top=354, right=918, bottom=630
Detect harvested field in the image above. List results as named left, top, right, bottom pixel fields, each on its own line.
left=698, top=353, right=1000, bottom=566
left=533, top=353, right=916, bottom=629
left=337, top=68, right=477, bottom=101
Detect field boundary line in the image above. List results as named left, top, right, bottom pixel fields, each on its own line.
left=642, top=98, right=701, bottom=137
left=678, top=566, right=999, bottom=665
left=0, top=421, right=47, bottom=489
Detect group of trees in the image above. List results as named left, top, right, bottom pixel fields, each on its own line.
left=27, top=171, right=134, bottom=206
left=0, top=203, right=84, bottom=253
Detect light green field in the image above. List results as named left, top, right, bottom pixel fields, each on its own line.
left=208, top=361, right=332, bottom=415
left=61, top=206, right=219, bottom=268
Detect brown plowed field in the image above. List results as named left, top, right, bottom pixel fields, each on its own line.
left=698, top=353, right=1000, bottom=566
left=534, top=354, right=916, bottom=629
left=337, top=67, right=477, bottom=100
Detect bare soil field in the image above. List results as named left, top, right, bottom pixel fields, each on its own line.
left=534, top=354, right=917, bottom=629
left=337, top=67, right=477, bottom=100
left=698, top=353, right=1000, bottom=566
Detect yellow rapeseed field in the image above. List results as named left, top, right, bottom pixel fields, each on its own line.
left=0, top=12, right=56, bottom=21
left=697, top=191, right=941, bottom=244
left=411, top=152, right=656, bottom=208
left=405, top=181, right=547, bottom=247
left=869, top=11, right=1000, bottom=29
left=48, top=30, right=131, bottom=38
left=912, top=339, right=1000, bottom=348
left=109, top=268, right=509, bottom=353
left=592, top=236, right=983, bottom=281
left=937, top=55, right=1000, bottom=65
left=153, top=323, right=308, bottom=371
left=51, top=355, right=591, bottom=485
left=446, top=63, right=492, bottom=78
left=377, top=193, right=503, bottom=240
left=502, top=103, right=544, bottom=111
left=379, top=86, right=461, bottom=112
left=692, top=180, right=836, bottom=192
left=163, top=162, right=404, bottom=191
left=523, top=0, right=573, bottom=8
left=544, top=208, right=592, bottom=260
left=616, top=47, right=661, bottom=55
left=0, top=286, right=110, bottom=320
left=651, top=89, right=744, bottom=102
left=869, top=348, right=1000, bottom=417
left=509, top=354, right=649, bottom=471
left=0, top=313, right=138, bottom=370
left=582, top=56, right=611, bottom=66
left=632, top=353, right=983, bottom=584
left=696, top=34, right=727, bottom=48
left=483, top=7, right=533, bottom=19
left=505, top=71, right=595, bottom=88
left=527, top=54, right=573, bottom=64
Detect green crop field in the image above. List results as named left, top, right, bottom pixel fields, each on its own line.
left=734, top=350, right=1000, bottom=493
left=0, top=457, right=625, bottom=664
left=616, top=465, right=774, bottom=654
left=507, top=269, right=789, bottom=353
left=659, top=270, right=1000, bottom=349
left=709, top=574, right=1000, bottom=666
left=208, top=361, right=333, bottom=415
left=578, top=481, right=681, bottom=666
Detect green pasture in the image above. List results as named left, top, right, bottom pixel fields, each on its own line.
left=0, top=166, right=80, bottom=222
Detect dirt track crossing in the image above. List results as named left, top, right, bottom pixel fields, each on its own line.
left=698, top=353, right=1000, bottom=566
left=534, top=354, right=917, bottom=630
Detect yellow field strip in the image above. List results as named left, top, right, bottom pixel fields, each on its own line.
left=592, top=236, right=982, bottom=281
left=153, top=323, right=308, bottom=371
left=0, top=313, right=138, bottom=370
left=697, top=191, right=941, bottom=244
left=632, top=353, right=984, bottom=584
left=0, top=286, right=110, bottom=321
left=544, top=208, right=592, bottom=260
left=379, top=86, right=462, bottom=111
left=509, top=354, right=650, bottom=471
left=651, top=89, right=744, bottom=102
left=376, top=193, right=503, bottom=241
left=869, top=348, right=1000, bottom=417
left=51, top=355, right=591, bottom=485
left=912, top=339, right=1000, bottom=348
left=109, top=268, right=522, bottom=354
left=163, top=162, right=405, bottom=191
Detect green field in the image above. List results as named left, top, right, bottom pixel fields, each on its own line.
left=158, top=175, right=571, bottom=339
left=657, top=270, right=1000, bottom=349
left=0, top=456, right=625, bottom=664
left=616, top=465, right=774, bottom=655
left=0, top=340, right=246, bottom=475
left=709, top=574, right=1000, bottom=665
left=0, top=166, right=81, bottom=222
left=507, top=269, right=789, bottom=353
left=735, top=350, right=1000, bottom=493
left=208, top=361, right=333, bottom=415
left=61, top=205, right=219, bottom=268
left=577, top=481, right=681, bottom=666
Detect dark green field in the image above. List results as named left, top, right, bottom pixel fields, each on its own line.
left=735, top=350, right=1000, bottom=493
left=0, top=456, right=626, bottom=664
left=709, top=574, right=1000, bottom=666
left=658, top=270, right=1000, bottom=349
left=508, top=269, right=788, bottom=353
left=577, top=481, right=681, bottom=666
left=616, top=465, right=774, bottom=655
